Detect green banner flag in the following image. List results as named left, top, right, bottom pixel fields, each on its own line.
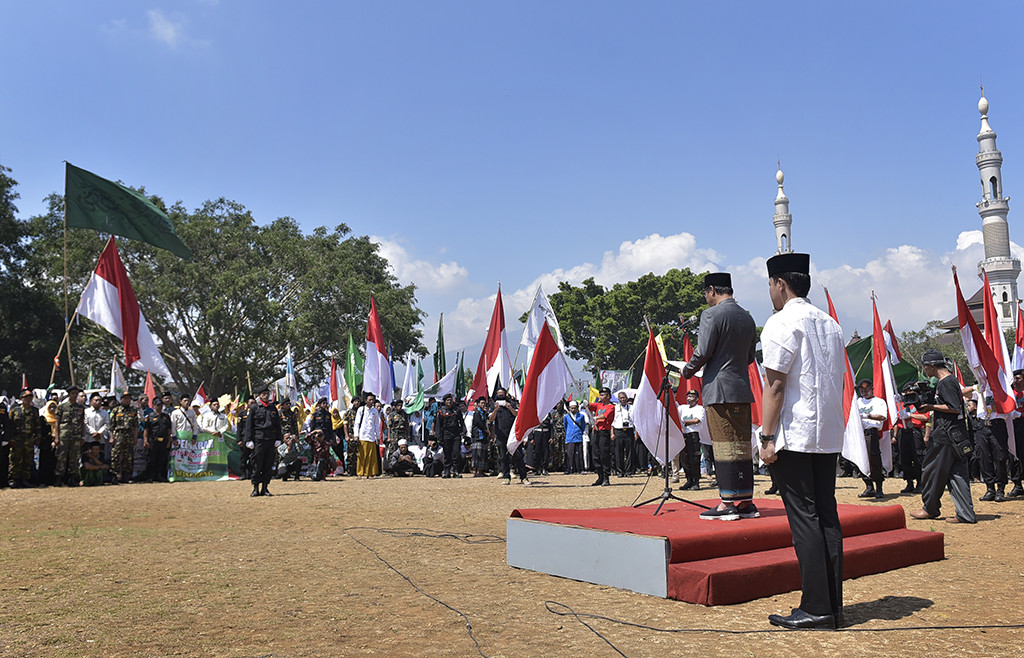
left=64, top=162, right=192, bottom=259
left=455, top=351, right=466, bottom=402
left=344, top=332, right=364, bottom=396
left=403, top=360, right=426, bottom=414
left=434, top=313, right=446, bottom=383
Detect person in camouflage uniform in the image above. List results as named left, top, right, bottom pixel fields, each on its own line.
left=109, top=391, right=140, bottom=483
left=10, top=389, right=51, bottom=488
left=548, top=402, right=566, bottom=474
left=54, top=384, right=87, bottom=486
left=386, top=402, right=409, bottom=453
left=277, top=398, right=299, bottom=478
left=343, top=397, right=362, bottom=476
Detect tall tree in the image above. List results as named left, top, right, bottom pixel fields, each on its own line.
left=26, top=192, right=425, bottom=395
left=0, top=164, right=64, bottom=393
left=537, top=269, right=709, bottom=377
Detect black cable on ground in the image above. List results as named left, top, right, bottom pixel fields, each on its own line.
left=342, top=526, right=491, bottom=657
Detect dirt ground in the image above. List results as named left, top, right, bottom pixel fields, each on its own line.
left=2, top=471, right=1023, bottom=657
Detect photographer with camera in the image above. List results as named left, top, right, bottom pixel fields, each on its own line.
left=910, top=349, right=976, bottom=524
left=896, top=382, right=930, bottom=493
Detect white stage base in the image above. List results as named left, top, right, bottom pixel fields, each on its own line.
left=506, top=518, right=669, bottom=597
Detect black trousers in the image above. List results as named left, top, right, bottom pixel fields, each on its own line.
left=36, top=442, right=56, bottom=485
left=975, top=422, right=1009, bottom=485
left=0, top=443, right=9, bottom=487
left=528, top=430, right=550, bottom=472
left=565, top=442, right=583, bottom=473
left=499, top=441, right=527, bottom=479
left=331, top=442, right=346, bottom=472
left=681, top=433, right=701, bottom=485
left=593, top=429, right=612, bottom=479
left=251, top=440, right=276, bottom=488
left=774, top=451, right=843, bottom=621
left=862, top=428, right=884, bottom=486
left=897, top=427, right=925, bottom=483
left=613, top=428, right=633, bottom=475
left=149, top=440, right=171, bottom=482
left=626, top=434, right=645, bottom=474
left=442, top=437, right=460, bottom=475
left=423, top=459, right=443, bottom=477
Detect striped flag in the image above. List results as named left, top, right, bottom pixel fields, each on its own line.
left=633, top=326, right=686, bottom=464
left=954, top=268, right=1016, bottom=419
left=824, top=288, right=871, bottom=475
left=363, top=296, right=394, bottom=403
left=510, top=323, right=573, bottom=451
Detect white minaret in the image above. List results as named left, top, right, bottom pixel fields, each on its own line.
left=773, top=163, right=793, bottom=254
left=976, top=91, right=1021, bottom=331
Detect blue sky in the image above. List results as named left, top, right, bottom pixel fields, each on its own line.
left=5, top=1, right=1024, bottom=378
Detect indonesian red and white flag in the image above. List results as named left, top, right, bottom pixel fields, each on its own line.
left=825, top=289, right=871, bottom=475
left=193, top=383, right=208, bottom=405
left=674, top=333, right=702, bottom=404
left=77, top=237, right=171, bottom=379
left=363, top=296, right=394, bottom=404
left=882, top=320, right=902, bottom=365
left=509, top=323, right=573, bottom=453
left=1014, top=302, right=1024, bottom=372
left=956, top=269, right=1015, bottom=415
left=469, top=286, right=517, bottom=401
left=980, top=271, right=1018, bottom=457
left=871, top=299, right=898, bottom=472
left=329, top=357, right=342, bottom=410
left=633, top=327, right=686, bottom=464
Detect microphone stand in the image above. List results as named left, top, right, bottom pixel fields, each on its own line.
left=634, top=371, right=710, bottom=515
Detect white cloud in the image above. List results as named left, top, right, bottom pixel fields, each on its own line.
left=392, top=228, right=1024, bottom=377
left=370, top=236, right=469, bottom=293
left=148, top=10, right=182, bottom=47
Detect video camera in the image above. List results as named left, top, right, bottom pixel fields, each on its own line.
left=900, top=381, right=936, bottom=408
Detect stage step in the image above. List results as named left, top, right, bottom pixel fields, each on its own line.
left=667, top=528, right=945, bottom=605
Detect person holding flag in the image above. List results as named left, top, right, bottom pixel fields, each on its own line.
left=758, top=252, right=847, bottom=630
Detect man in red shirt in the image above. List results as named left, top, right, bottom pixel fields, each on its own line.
left=587, top=387, right=616, bottom=486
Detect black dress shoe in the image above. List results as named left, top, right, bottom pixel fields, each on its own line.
left=591, top=478, right=604, bottom=486
left=857, top=487, right=876, bottom=498
left=764, top=486, right=778, bottom=495
left=261, top=489, right=273, bottom=497
left=768, top=608, right=836, bottom=630
left=250, top=489, right=261, bottom=497
left=601, top=478, right=611, bottom=486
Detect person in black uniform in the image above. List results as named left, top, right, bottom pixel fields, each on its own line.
left=489, top=388, right=528, bottom=484
left=143, top=396, right=173, bottom=482
left=235, top=395, right=255, bottom=479
left=245, top=385, right=282, bottom=497
left=435, top=394, right=465, bottom=478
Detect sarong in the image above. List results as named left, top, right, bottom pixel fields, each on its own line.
left=705, top=403, right=753, bottom=504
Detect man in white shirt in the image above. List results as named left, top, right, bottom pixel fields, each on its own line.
left=758, top=252, right=846, bottom=630
left=612, top=391, right=634, bottom=477
left=354, top=392, right=383, bottom=477
left=170, top=394, right=198, bottom=441
left=199, top=399, right=229, bottom=438
left=856, top=379, right=889, bottom=499
left=678, top=389, right=705, bottom=490
left=84, top=392, right=110, bottom=446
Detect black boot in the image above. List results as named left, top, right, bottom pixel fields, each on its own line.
left=980, top=486, right=996, bottom=502
left=261, top=485, right=272, bottom=497
left=874, top=482, right=884, bottom=499
left=900, top=480, right=915, bottom=494
left=1009, top=482, right=1024, bottom=498
left=250, top=485, right=261, bottom=497
left=995, top=484, right=1006, bottom=502
left=857, top=484, right=876, bottom=498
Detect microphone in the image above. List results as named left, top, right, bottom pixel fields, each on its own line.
left=680, top=315, right=698, bottom=328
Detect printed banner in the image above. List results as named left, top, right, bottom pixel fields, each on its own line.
left=600, top=369, right=632, bottom=393
left=170, top=430, right=239, bottom=482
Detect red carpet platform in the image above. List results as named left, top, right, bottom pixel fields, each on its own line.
left=507, top=499, right=944, bottom=605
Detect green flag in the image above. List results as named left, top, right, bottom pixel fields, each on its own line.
left=454, top=351, right=466, bottom=402
left=344, top=332, right=364, bottom=396
left=64, top=162, right=192, bottom=259
left=403, top=360, right=426, bottom=414
left=434, top=313, right=446, bottom=383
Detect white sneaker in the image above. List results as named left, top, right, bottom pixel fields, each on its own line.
left=521, top=478, right=532, bottom=485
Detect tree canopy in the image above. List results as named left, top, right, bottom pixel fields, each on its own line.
left=0, top=165, right=64, bottom=393
left=17, top=176, right=425, bottom=396
left=537, top=269, right=709, bottom=377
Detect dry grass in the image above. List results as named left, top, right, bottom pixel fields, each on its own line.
left=2, top=472, right=1023, bottom=657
